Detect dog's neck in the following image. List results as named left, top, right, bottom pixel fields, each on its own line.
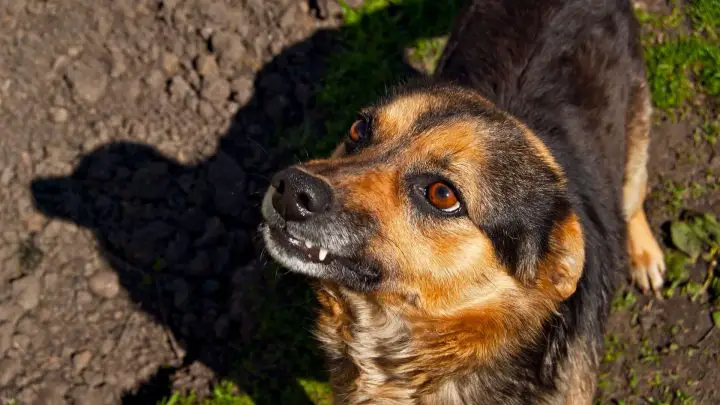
left=313, top=283, right=594, bottom=405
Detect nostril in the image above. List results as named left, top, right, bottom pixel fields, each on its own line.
left=297, top=192, right=312, bottom=211
left=276, top=179, right=286, bottom=195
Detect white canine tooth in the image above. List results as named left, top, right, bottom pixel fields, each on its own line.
left=319, top=248, right=328, bottom=261
left=304, top=240, right=313, bottom=248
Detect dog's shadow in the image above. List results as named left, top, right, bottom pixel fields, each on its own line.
left=30, top=2, right=463, bottom=404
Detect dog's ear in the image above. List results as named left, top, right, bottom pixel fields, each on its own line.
left=537, top=212, right=585, bottom=300
left=482, top=197, right=585, bottom=301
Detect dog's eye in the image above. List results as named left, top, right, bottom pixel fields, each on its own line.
left=426, top=182, right=460, bottom=212
left=348, top=120, right=368, bottom=143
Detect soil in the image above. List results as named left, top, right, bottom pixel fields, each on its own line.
left=0, top=1, right=717, bottom=405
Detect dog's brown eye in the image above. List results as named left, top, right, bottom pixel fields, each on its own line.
left=427, top=182, right=460, bottom=212
left=348, top=120, right=367, bottom=143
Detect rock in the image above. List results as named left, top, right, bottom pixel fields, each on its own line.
left=109, top=48, right=127, bottom=78
left=259, top=72, right=289, bottom=95
left=169, top=75, right=192, bottom=100
left=14, top=276, right=42, bottom=311
left=68, top=386, right=105, bottom=405
left=196, top=217, right=226, bottom=246
left=214, top=315, right=229, bottom=339
left=34, top=378, right=70, bottom=405
left=99, top=339, right=115, bottom=356
left=76, top=290, right=93, bottom=306
left=0, top=358, right=22, bottom=386
left=264, top=95, right=289, bottom=120
left=187, top=250, right=211, bottom=275
left=128, top=162, right=171, bottom=200
left=198, top=100, right=215, bottom=119
left=83, top=369, right=105, bottom=387
left=195, top=54, right=219, bottom=77
left=162, top=52, right=180, bottom=76
left=207, top=152, right=246, bottom=195
left=200, top=77, right=231, bottom=103
left=295, top=82, right=312, bottom=105
left=280, top=4, right=298, bottom=28
left=49, top=107, right=69, bottom=123
left=210, top=31, right=246, bottom=66
left=144, top=69, right=166, bottom=90
left=202, top=279, right=220, bottom=295
left=171, top=279, right=190, bottom=309
left=230, top=76, right=253, bottom=105
left=65, top=60, right=109, bottom=104
left=88, top=270, right=120, bottom=299
left=72, top=350, right=93, bottom=372
left=179, top=207, right=207, bottom=233
left=0, top=303, right=23, bottom=323
left=23, top=212, right=47, bottom=232
left=710, top=154, right=720, bottom=170
left=0, top=166, right=15, bottom=185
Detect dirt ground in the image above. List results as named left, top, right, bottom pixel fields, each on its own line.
left=0, top=0, right=717, bottom=404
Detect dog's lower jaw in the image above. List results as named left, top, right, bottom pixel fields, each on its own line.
left=260, top=224, right=329, bottom=278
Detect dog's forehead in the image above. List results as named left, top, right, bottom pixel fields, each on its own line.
left=372, top=93, right=439, bottom=141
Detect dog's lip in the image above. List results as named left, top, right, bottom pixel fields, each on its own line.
left=267, top=225, right=335, bottom=264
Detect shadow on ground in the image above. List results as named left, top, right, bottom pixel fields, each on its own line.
left=29, top=2, right=463, bottom=404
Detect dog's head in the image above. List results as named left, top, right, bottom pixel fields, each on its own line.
left=262, top=82, right=585, bottom=315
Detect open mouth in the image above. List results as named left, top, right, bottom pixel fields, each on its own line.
left=268, top=226, right=335, bottom=264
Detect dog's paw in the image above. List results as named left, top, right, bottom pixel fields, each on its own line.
left=628, top=211, right=666, bottom=297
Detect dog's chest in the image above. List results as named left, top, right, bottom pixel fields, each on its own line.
left=316, top=291, right=420, bottom=403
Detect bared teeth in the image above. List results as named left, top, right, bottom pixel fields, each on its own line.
left=319, top=248, right=328, bottom=262
left=304, top=240, right=313, bottom=248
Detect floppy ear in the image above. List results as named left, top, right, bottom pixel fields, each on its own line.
left=537, top=212, right=585, bottom=300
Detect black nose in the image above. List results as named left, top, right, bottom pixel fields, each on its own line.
left=270, top=168, right=333, bottom=222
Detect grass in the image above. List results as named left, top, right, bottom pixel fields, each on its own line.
left=640, top=0, right=720, bottom=112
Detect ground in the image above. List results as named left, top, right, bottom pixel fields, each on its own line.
left=0, top=0, right=717, bottom=404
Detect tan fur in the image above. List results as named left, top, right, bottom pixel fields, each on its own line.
left=622, top=81, right=665, bottom=295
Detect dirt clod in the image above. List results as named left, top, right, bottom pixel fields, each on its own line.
left=88, top=270, right=121, bottom=299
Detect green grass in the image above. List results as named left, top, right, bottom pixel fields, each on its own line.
left=639, top=0, right=720, bottom=118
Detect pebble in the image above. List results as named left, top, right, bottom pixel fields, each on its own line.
left=200, top=77, right=230, bottom=103
left=144, top=69, right=166, bottom=90
left=171, top=278, right=190, bottom=309
left=49, top=107, right=69, bottom=123
left=230, top=76, right=253, bottom=105
left=76, top=291, right=94, bottom=305
left=162, top=52, right=181, bottom=76
left=13, top=276, right=42, bottom=311
left=72, top=350, right=93, bottom=372
left=87, top=270, right=121, bottom=299
left=210, top=31, right=246, bottom=66
left=23, top=212, right=47, bottom=232
left=198, top=100, right=215, bottom=119
left=0, top=166, right=15, bottom=185
left=65, top=60, right=109, bottom=104
left=0, top=357, right=22, bottom=386
left=69, top=386, right=105, bottom=405
left=169, top=75, right=192, bottom=99
left=195, top=54, right=219, bottom=77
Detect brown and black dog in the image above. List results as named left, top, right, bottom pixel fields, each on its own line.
left=261, top=0, right=665, bottom=403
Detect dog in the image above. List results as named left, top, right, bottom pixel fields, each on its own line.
left=261, top=0, right=665, bottom=403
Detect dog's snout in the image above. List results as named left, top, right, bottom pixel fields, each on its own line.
left=271, top=168, right=333, bottom=221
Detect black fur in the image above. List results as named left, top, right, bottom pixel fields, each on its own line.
left=419, top=0, right=637, bottom=402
